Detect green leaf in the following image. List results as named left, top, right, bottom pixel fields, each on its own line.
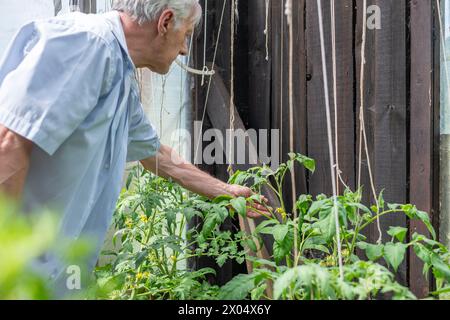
left=307, top=199, right=330, bottom=217
left=272, top=225, right=289, bottom=243
left=245, top=238, right=258, bottom=252
left=219, top=274, right=255, bottom=300
left=274, top=268, right=298, bottom=299
left=212, top=195, right=234, bottom=204
left=182, top=207, right=201, bottom=223
left=296, top=195, right=312, bottom=215
left=383, top=242, right=407, bottom=272
left=230, top=197, right=247, bottom=218
left=216, top=255, right=228, bottom=267
left=430, top=253, right=450, bottom=281
left=387, top=226, right=408, bottom=243
left=357, top=242, right=384, bottom=261
left=313, top=213, right=336, bottom=242
left=377, top=190, right=385, bottom=211
left=347, top=202, right=372, bottom=215
left=255, top=220, right=278, bottom=233
left=165, top=209, right=177, bottom=229
left=413, top=243, right=431, bottom=264
left=246, top=256, right=277, bottom=268
left=273, top=231, right=294, bottom=264
left=135, top=249, right=149, bottom=267
left=302, top=243, right=330, bottom=255
left=251, top=283, right=267, bottom=300
left=289, top=153, right=316, bottom=173
left=387, top=203, right=401, bottom=211
left=414, top=210, right=437, bottom=240
left=202, top=214, right=219, bottom=238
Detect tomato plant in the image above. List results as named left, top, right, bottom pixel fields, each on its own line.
left=93, top=168, right=248, bottom=300
left=95, top=154, right=450, bottom=300
left=218, top=153, right=450, bottom=300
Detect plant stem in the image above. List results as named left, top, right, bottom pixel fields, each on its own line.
left=358, top=210, right=401, bottom=234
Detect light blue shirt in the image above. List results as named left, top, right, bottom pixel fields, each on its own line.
left=0, top=11, right=160, bottom=295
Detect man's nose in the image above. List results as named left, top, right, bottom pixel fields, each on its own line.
left=180, top=40, right=189, bottom=56
left=180, top=46, right=188, bottom=56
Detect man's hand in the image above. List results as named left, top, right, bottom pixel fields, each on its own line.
left=0, top=125, right=33, bottom=199
left=225, top=184, right=271, bottom=219
left=141, top=144, right=272, bottom=219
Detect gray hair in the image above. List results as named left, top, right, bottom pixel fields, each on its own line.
left=111, top=0, right=202, bottom=27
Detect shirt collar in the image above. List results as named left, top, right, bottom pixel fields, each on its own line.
left=101, top=10, right=136, bottom=71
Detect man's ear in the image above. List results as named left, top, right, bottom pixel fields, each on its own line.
left=158, top=9, right=175, bottom=35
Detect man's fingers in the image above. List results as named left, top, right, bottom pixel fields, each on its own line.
left=247, top=210, right=262, bottom=219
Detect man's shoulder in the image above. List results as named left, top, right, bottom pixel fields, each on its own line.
left=33, top=12, right=119, bottom=50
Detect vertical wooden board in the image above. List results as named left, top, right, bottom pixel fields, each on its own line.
left=271, top=0, right=308, bottom=211
left=356, top=0, right=408, bottom=285
left=248, top=0, right=271, bottom=131
left=306, top=0, right=331, bottom=197
left=306, top=0, right=355, bottom=197
left=355, top=0, right=376, bottom=245
left=409, top=0, right=433, bottom=298
left=270, top=0, right=288, bottom=162
left=190, top=0, right=240, bottom=284
left=80, top=0, right=96, bottom=13
left=333, top=1, right=356, bottom=193
left=292, top=0, right=308, bottom=197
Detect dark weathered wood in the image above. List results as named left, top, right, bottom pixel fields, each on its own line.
left=248, top=0, right=271, bottom=132
left=190, top=0, right=243, bottom=285
left=306, top=0, right=355, bottom=197
left=409, top=0, right=433, bottom=298
left=206, top=68, right=281, bottom=209
left=271, top=0, right=308, bottom=213
left=80, top=0, right=96, bottom=13
left=206, top=71, right=280, bottom=298
left=432, top=0, right=442, bottom=293
left=356, top=0, right=408, bottom=285
left=191, top=0, right=438, bottom=294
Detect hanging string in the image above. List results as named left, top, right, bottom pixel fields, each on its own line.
left=202, top=0, right=209, bottom=86
left=285, top=0, right=299, bottom=263
left=316, top=0, right=344, bottom=280
left=175, top=59, right=215, bottom=76
left=176, top=33, right=195, bottom=154
left=330, top=0, right=340, bottom=195
left=228, top=0, right=237, bottom=174
left=264, top=0, right=270, bottom=61
left=356, top=0, right=383, bottom=244
left=280, top=0, right=285, bottom=162
left=194, top=0, right=228, bottom=164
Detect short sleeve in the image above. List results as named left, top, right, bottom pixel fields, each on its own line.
left=0, top=21, right=114, bottom=155
left=126, top=102, right=161, bottom=162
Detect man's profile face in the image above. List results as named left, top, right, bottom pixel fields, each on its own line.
left=146, top=9, right=197, bottom=75
left=158, top=19, right=194, bottom=74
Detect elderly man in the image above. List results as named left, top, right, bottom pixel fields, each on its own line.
left=0, top=0, right=266, bottom=296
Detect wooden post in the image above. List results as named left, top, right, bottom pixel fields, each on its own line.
left=409, top=0, right=434, bottom=298
left=80, top=0, right=96, bottom=13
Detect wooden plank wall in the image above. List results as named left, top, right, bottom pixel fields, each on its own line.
left=409, top=0, right=434, bottom=298
left=193, top=0, right=437, bottom=297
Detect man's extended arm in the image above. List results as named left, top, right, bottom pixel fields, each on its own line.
left=0, top=125, right=33, bottom=199
left=140, top=144, right=267, bottom=217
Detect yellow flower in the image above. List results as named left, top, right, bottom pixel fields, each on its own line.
left=324, top=255, right=336, bottom=267
left=140, top=214, right=148, bottom=223
left=276, top=208, right=287, bottom=220
left=125, top=218, right=133, bottom=228
left=342, top=249, right=350, bottom=258
left=136, top=272, right=144, bottom=281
